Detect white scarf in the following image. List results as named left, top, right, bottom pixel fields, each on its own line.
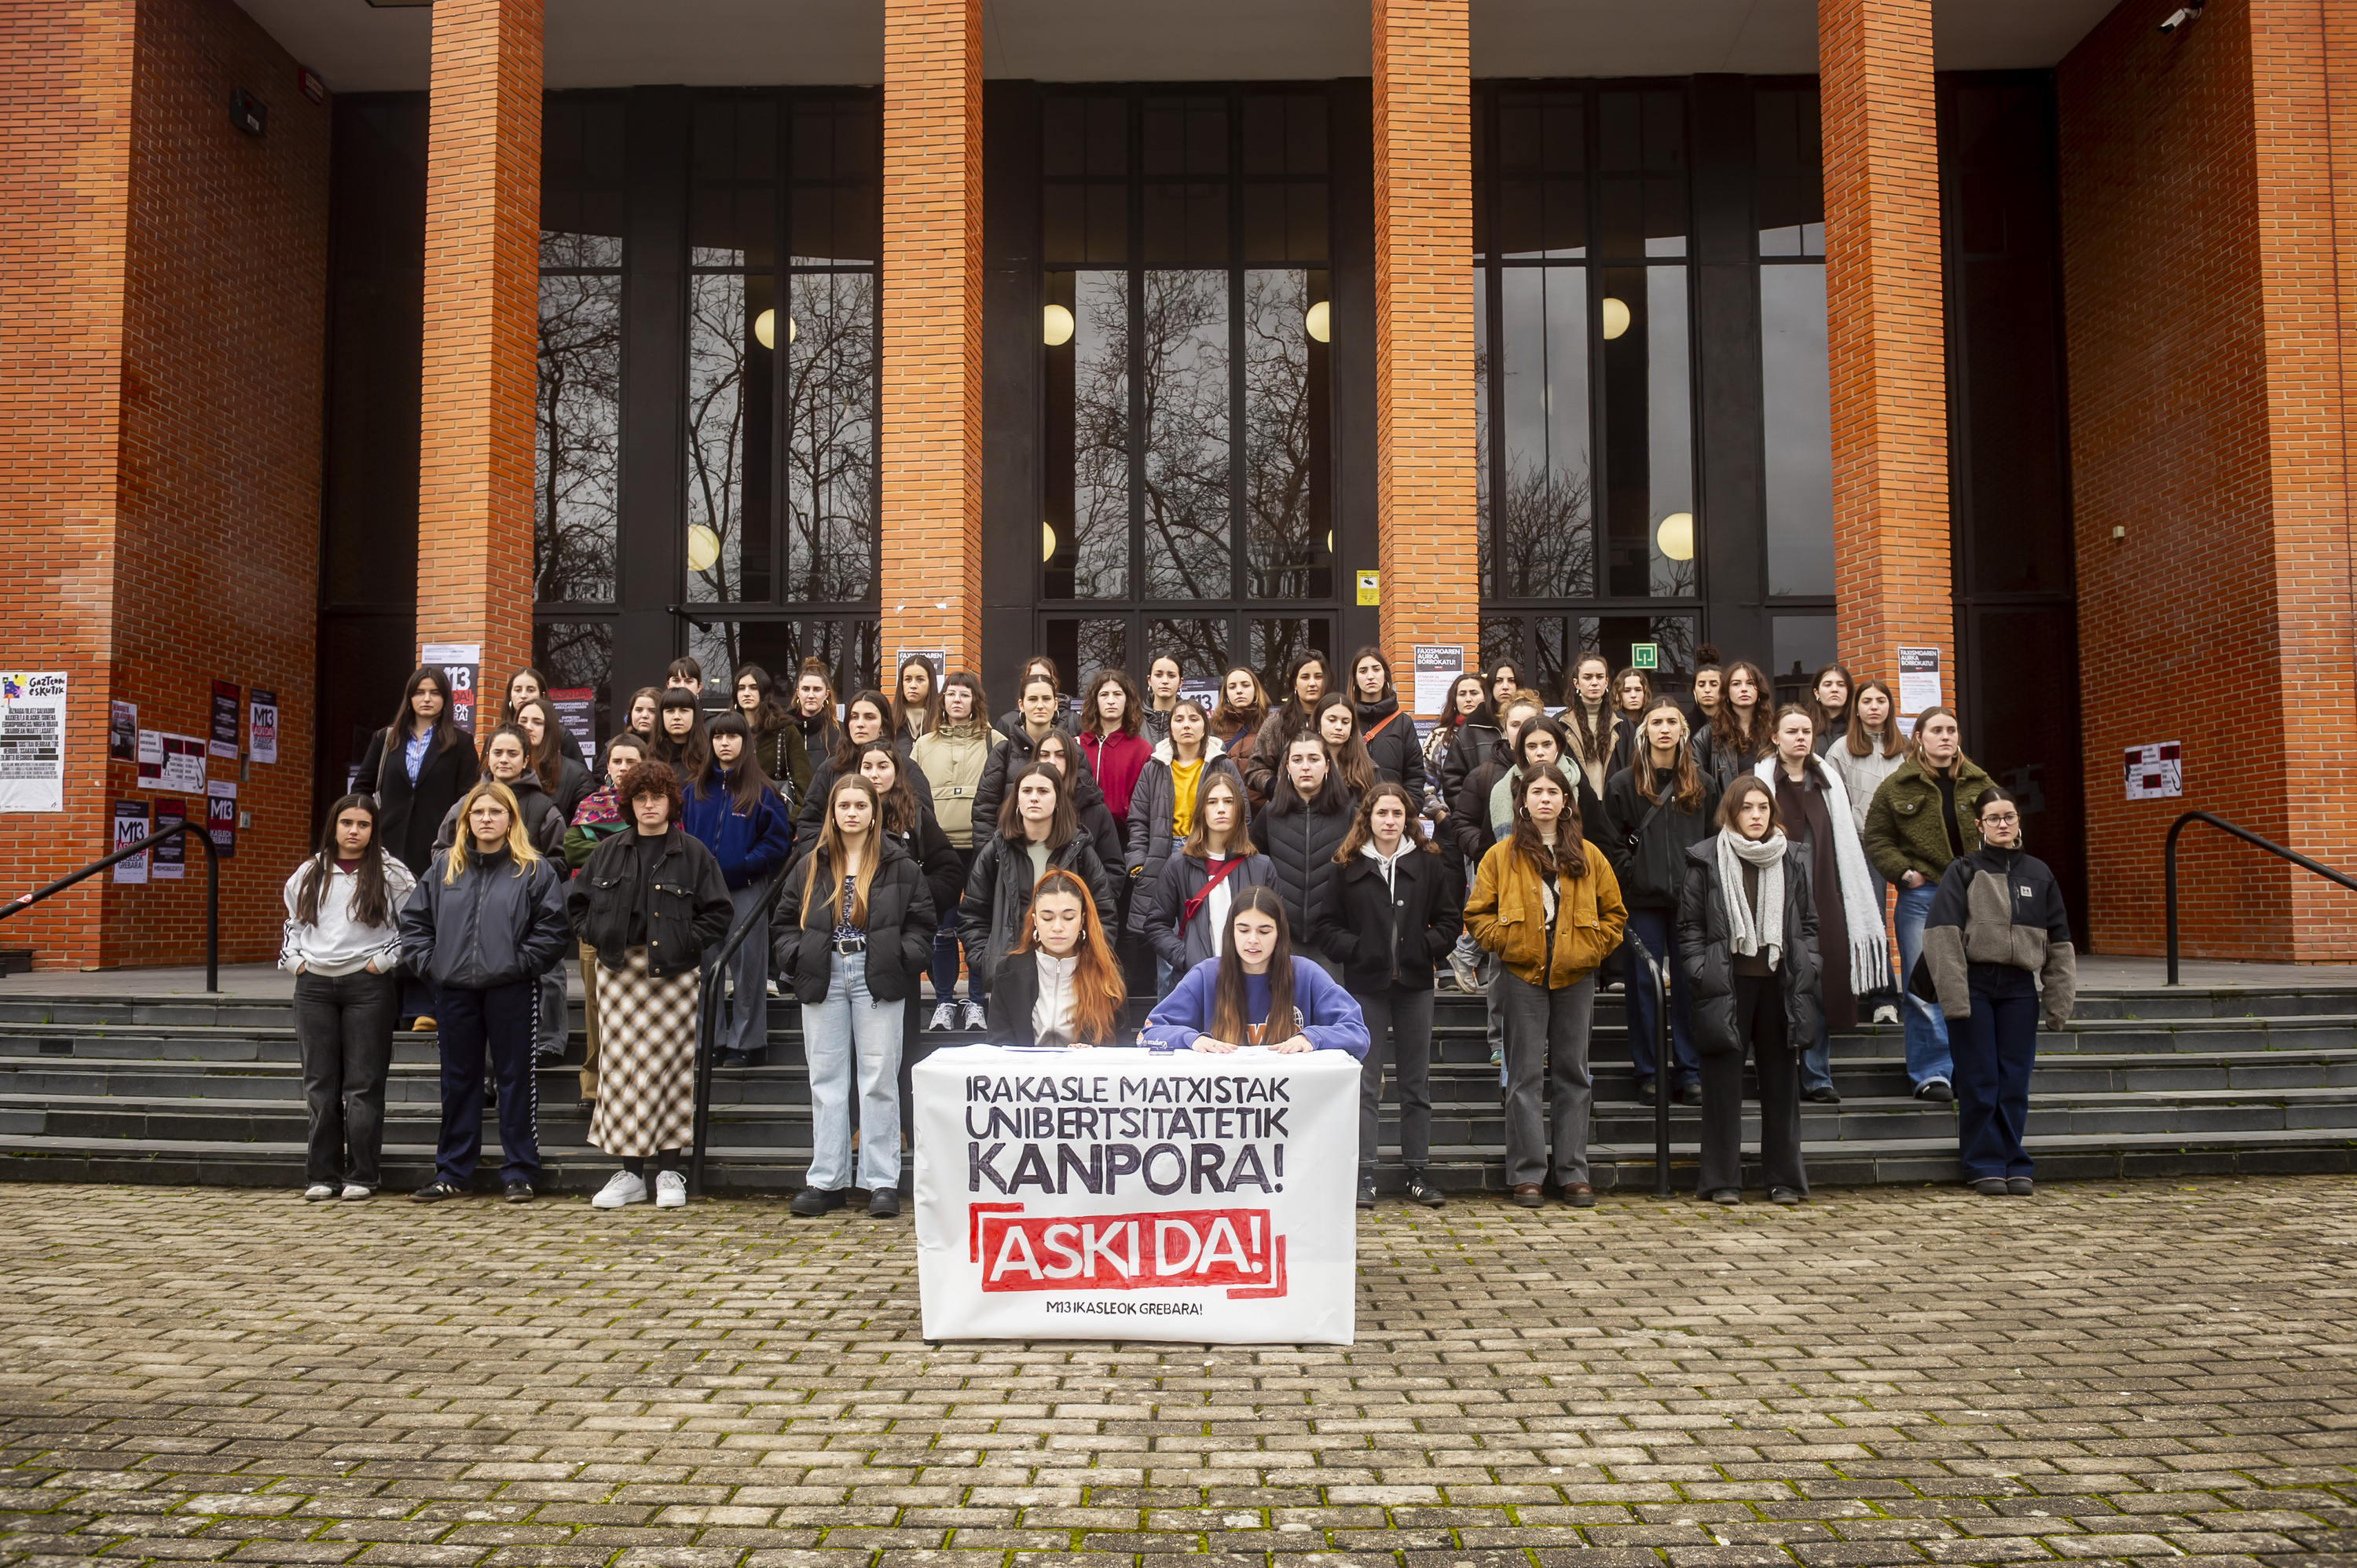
left=1753, top=757, right=1893, bottom=995
left=1717, top=827, right=1788, bottom=969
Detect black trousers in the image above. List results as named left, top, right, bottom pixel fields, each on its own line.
left=1697, top=973, right=1808, bottom=1196
left=292, top=968, right=398, bottom=1188
left=1354, top=984, right=1435, bottom=1174
left=434, top=980, right=541, bottom=1187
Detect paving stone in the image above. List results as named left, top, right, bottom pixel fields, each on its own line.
left=2, top=1179, right=2356, bottom=1566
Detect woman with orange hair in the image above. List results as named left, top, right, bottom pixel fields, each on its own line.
left=984, top=866, right=1129, bottom=1047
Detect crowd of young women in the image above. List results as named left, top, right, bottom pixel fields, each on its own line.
left=279, top=642, right=2071, bottom=1212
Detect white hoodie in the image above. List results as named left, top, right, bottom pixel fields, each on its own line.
left=278, top=852, right=416, bottom=976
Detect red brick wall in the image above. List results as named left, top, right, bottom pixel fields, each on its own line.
left=1372, top=0, right=1478, bottom=697
left=0, top=0, right=329, bottom=969
left=2059, top=0, right=2357, bottom=958
left=1820, top=0, right=1954, bottom=691
left=879, top=0, right=984, bottom=671
left=416, top=0, right=541, bottom=688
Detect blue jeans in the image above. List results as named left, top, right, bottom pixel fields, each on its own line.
left=1800, top=1010, right=1835, bottom=1095
left=1956, top=966, right=2039, bottom=1180
left=720, top=882, right=771, bottom=1058
left=803, top=950, right=904, bottom=1192
left=1895, top=880, right=1953, bottom=1087
left=1622, top=908, right=1698, bottom=1089
left=434, top=980, right=540, bottom=1187
left=930, top=848, right=981, bottom=1004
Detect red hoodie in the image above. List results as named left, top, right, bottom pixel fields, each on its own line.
left=1077, top=729, right=1155, bottom=825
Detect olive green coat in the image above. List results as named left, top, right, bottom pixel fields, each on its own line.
left=1861, top=755, right=1997, bottom=885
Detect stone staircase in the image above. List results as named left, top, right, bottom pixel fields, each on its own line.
left=0, top=983, right=2351, bottom=1195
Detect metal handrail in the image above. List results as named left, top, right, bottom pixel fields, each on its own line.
left=2165, top=810, right=2357, bottom=984
left=1631, top=947, right=1673, bottom=1196
left=685, top=862, right=788, bottom=1197
left=0, top=821, right=223, bottom=991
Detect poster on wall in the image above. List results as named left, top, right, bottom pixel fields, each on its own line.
left=109, top=701, right=138, bottom=764
left=2124, top=742, right=2183, bottom=801
left=152, top=799, right=187, bottom=878
left=420, top=643, right=481, bottom=735
left=0, top=672, right=68, bottom=813
left=205, top=778, right=237, bottom=859
left=138, top=731, right=207, bottom=794
left=247, top=690, right=278, bottom=765
left=209, top=680, right=240, bottom=760
left=1897, top=647, right=1941, bottom=716
left=550, top=688, right=596, bottom=759
left=1411, top=646, right=1464, bottom=718
left=112, top=800, right=150, bottom=884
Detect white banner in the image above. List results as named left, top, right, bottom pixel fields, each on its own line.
left=914, top=1044, right=1359, bottom=1345
left=0, top=672, right=68, bottom=813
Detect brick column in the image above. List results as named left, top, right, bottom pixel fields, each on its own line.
left=879, top=0, right=984, bottom=673
left=1372, top=0, right=1478, bottom=713
left=417, top=0, right=541, bottom=687
left=1820, top=0, right=1950, bottom=705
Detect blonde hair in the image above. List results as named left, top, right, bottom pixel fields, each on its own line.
left=442, top=779, right=544, bottom=883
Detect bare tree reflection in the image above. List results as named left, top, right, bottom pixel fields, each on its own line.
left=535, top=268, right=620, bottom=603
left=1142, top=270, right=1230, bottom=599
left=785, top=273, right=876, bottom=603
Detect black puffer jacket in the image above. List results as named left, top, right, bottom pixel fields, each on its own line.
left=959, top=831, right=1119, bottom=978
left=1674, top=840, right=1822, bottom=1058
left=881, top=802, right=967, bottom=925
left=770, top=834, right=936, bottom=1004
left=1124, top=743, right=1244, bottom=881
left=1135, top=851, right=1278, bottom=970
left=1437, top=718, right=1501, bottom=817
left=1601, top=765, right=1721, bottom=912
left=971, top=725, right=1110, bottom=836
left=397, top=846, right=573, bottom=991
left=1314, top=843, right=1462, bottom=995
left=794, top=751, right=935, bottom=845
left=1353, top=698, right=1427, bottom=800
left=1259, top=782, right=1358, bottom=943
left=567, top=827, right=735, bottom=979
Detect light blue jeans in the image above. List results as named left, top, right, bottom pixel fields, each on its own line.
left=803, top=950, right=904, bottom=1192
left=1894, top=879, right=1953, bottom=1088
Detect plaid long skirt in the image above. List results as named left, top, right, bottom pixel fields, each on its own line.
left=588, top=947, right=701, bottom=1158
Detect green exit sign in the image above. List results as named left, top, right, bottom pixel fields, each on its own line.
left=1631, top=643, right=1659, bottom=670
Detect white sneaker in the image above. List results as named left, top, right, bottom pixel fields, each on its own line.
left=655, top=1171, right=687, bottom=1208
left=1449, top=949, right=1483, bottom=995
left=339, top=1183, right=372, bottom=1202
left=959, top=1000, right=988, bottom=1031
left=1872, top=1003, right=1900, bottom=1024
left=927, top=1001, right=958, bottom=1032
left=303, top=1182, right=335, bottom=1203
left=592, top=1171, right=647, bottom=1209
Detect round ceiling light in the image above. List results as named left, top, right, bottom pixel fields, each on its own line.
left=1656, top=511, right=1695, bottom=562
left=1305, top=301, right=1331, bottom=343
left=1043, top=304, right=1076, bottom=346
left=687, top=524, right=722, bottom=573
left=1601, top=297, right=1631, bottom=340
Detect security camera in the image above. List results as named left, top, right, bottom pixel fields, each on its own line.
left=2158, top=3, right=2202, bottom=32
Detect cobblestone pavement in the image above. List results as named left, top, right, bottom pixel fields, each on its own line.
left=2, top=1178, right=2354, bottom=1568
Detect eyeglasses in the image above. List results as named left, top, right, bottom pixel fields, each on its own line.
left=1981, top=812, right=2020, bottom=826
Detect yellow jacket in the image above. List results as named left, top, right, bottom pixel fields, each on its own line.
left=1465, top=836, right=1629, bottom=988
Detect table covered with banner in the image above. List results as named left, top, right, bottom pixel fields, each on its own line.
left=912, top=1044, right=1359, bottom=1344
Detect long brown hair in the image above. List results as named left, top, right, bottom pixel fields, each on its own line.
left=1560, top=650, right=1615, bottom=768
left=1310, top=694, right=1377, bottom=797
left=1805, top=662, right=1854, bottom=746
left=1180, top=771, right=1257, bottom=859
left=733, top=662, right=791, bottom=736
left=653, top=687, right=711, bottom=778
left=1713, top=659, right=1772, bottom=760
left=801, top=772, right=884, bottom=925
left=1844, top=678, right=1906, bottom=759
left=829, top=688, right=893, bottom=771
left=1082, top=667, right=1142, bottom=738
left=624, top=684, right=664, bottom=739
left=1209, top=665, right=1269, bottom=736
left=295, top=793, right=395, bottom=929
left=936, top=669, right=988, bottom=733
left=1629, top=697, right=1706, bottom=812
left=1335, top=781, right=1436, bottom=862
left=995, top=760, right=1077, bottom=848
left=1717, top=773, right=1784, bottom=834
left=1906, top=704, right=1975, bottom=773
left=1207, top=886, right=1296, bottom=1046
left=1011, top=866, right=1127, bottom=1045
left=387, top=666, right=465, bottom=753
left=510, top=695, right=567, bottom=792
left=853, top=742, right=920, bottom=834
left=892, top=655, right=941, bottom=738
left=1508, top=761, right=1589, bottom=881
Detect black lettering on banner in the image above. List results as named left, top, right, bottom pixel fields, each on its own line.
left=970, top=1141, right=1010, bottom=1193
left=1056, top=1142, right=1103, bottom=1195
left=1008, top=1143, right=1055, bottom=1192
left=1189, top=1142, right=1227, bottom=1194
left=1105, top=1142, right=1142, bottom=1190
left=1142, top=1143, right=1186, bottom=1195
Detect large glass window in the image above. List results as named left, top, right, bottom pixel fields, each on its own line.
left=537, top=98, right=624, bottom=606
left=1476, top=85, right=1697, bottom=694
left=1041, top=87, right=1334, bottom=695
left=1757, top=88, right=1834, bottom=603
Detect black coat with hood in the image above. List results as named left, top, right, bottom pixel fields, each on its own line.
left=958, top=830, right=1120, bottom=978
left=1601, top=764, right=1722, bottom=912
left=1259, top=779, right=1358, bottom=943
left=769, top=833, right=937, bottom=1004
left=397, top=845, right=573, bottom=992
left=1433, top=716, right=1500, bottom=817
left=1314, top=841, right=1463, bottom=995
left=1352, top=696, right=1428, bottom=800
left=794, top=748, right=935, bottom=844
left=971, top=724, right=1111, bottom=838
left=1674, top=839, right=1822, bottom=1058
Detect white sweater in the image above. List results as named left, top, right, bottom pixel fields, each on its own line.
left=279, top=853, right=416, bottom=976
